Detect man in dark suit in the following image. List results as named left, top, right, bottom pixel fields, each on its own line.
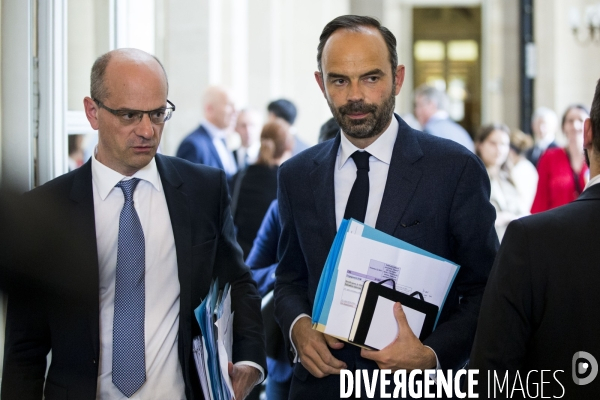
left=469, top=79, right=600, bottom=398
left=274, top=15, right=497, bottom=399
left=2, top=49, right=265, bottom=400
left=176, top=86, right=239, bottom=181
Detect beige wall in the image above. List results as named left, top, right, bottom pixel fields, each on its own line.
left=535, top=0, right=600, bottom=123
left=159, top=0, right=350, bottom=156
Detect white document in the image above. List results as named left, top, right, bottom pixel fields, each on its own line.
left=363, top=297, right=427, bottom=349
left=323, top=233, right=457, bottom=340
left=192, top=336, right=211, bottom=400
left=215, top=287, right=235, bottom=399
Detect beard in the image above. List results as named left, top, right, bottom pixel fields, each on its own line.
left=327, top=87, right=396, bottom=140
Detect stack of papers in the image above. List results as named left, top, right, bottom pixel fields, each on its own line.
left=193, top=279, right=235, bottom=400
left=312, top=219, right=460, bottom=348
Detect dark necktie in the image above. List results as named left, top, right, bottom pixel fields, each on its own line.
left=112, top=178, right=146, bottom=397
left=344, top=151, right=371, bottom=223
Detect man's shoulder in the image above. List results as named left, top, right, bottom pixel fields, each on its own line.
left=512, top=193, right=599, bottom=235
left=181, top=124, right=210, bottom=144
left=280, top=140, right=332, bottom=172
left=157, top=154, right=223, bottom=181
left=27, top=164, right=87, bottom=199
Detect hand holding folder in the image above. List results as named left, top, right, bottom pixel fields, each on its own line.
left=312, top=219, right=460, bottom=351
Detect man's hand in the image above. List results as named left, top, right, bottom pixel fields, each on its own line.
left=360, top=302, right=437, bottom=371
left=228, top=363, right=261, bottom=400
left=291, top=316, right=347, bottom=378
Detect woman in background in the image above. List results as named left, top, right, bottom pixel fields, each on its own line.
left=507, top=129, right=538, bottom=212
left=476, top=123, right=529, bottom=240
left=231, top=119, right=292, bottom=258
left=531, top=104, right=590, bottom=213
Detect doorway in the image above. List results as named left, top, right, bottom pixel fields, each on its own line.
left=413, top=7, right=482, bottom=136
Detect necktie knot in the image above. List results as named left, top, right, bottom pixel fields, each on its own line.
left=116, top=178, right=141, bottom=203
left=351, top=151, right=371, bottom=171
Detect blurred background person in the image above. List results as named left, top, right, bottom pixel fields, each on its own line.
left=176, top=86, right=238, bottom=182
left=525, top=107, right=559, bottom=167
left=508, top=129, right=538, bottom=212
left=318, top=117, right=340, bottom=143
left=230, top=119, right=293, bottom=258
left=414, top=84, right=475, bottom=152
left=67, top=134, right=85, bottom=171
left=267, top=98, right=310, bottom=155
left=233, top=108, right=263, bottom=170
left=531, top=104, right=590, bottom=213
left=245, top=118, right=339, bottom=400
left=476, top=123, right=529, bottom=240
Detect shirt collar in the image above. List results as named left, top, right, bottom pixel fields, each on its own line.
left=203, top=120, right=226, bottom=139
left=91, top=148, right=162, bottom=201
left=338, top=116, right=398, bottom=169
left=584, top=173, right=600, bottom=191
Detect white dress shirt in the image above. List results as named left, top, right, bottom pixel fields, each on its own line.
left=584, top=173, right=600, bottom=191
left=92, top=154, right=185, bottom=399
left=289, top=117, right=441, bottom=369
left=203, top=120, right=238, bottom=177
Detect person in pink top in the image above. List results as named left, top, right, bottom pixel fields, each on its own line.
left=531, top=104, right=590, bottom=213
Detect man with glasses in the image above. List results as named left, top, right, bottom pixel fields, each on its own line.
left=2, top=48, right=265, bottom=400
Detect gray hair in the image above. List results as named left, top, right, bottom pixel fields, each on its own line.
left=414, top=84, right=449, bottom=112
left=531, top=106, right=558, bottom=127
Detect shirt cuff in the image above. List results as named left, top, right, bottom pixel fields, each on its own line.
left=234, top=361, right=265, bottom=385
left=423, top=346, right=441, bottom=383
left=289, top=314, right=311, bottom=363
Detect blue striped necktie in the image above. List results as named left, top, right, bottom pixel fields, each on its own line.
left=112, top=178, right=146, bottom=397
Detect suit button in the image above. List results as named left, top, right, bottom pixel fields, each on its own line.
left=93, top=359, right=97, bottom=364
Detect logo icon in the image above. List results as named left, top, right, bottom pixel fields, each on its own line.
left=572, top=351, right=598, bottom=385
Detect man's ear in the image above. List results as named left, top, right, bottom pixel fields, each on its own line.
left=584, top=118, right=593, bottom=150
left=314, top=71, right=326, bottom=96
left=394, top=65, right=406, bottom=96
left=83, top=97, right=100, bottom=130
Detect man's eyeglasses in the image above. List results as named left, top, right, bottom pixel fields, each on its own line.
left=93, top=98, right=176, bottom=126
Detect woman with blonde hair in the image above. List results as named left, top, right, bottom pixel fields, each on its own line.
left=231, top=119, right=293, bottom=257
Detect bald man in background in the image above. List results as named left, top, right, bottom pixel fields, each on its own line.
left=177, top=86, right=239, bottom=182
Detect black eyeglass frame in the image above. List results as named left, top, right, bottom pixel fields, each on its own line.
left=92, top=98, right=176, bottom=124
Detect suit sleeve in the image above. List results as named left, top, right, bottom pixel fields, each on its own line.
left=212, top=170, right=267, bottom=372
left=469, top=219, right=532, bottom=383
left=246, top=201, right=280, bottom=297
left=422, top=155, right=499, bottom=371
left=273, top=165, right=311, bottom=354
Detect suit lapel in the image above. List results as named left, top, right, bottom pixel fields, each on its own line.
left=68, top=160, right=102, bottom=357
left=155, top=155, right=192, bottom=317
left=309, top=136, right=339, bottom=242
left=375, top=116, right=424, bottom=235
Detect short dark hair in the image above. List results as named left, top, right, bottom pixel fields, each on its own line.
left=318, top=117, right=340, bottom=143
left=90, top=51, right=169, bottom=102
left=317, top=15, right=398, bottom=74
left=590, top=79, right=600, bottom=154
left=267, top=99, right=297, bottom=125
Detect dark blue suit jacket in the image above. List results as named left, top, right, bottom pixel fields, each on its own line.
left=274, top=115, right=498, bottom=394
left=246, top=200, right=293, bottom=384
left=177, top=124, right=227, bottom=172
